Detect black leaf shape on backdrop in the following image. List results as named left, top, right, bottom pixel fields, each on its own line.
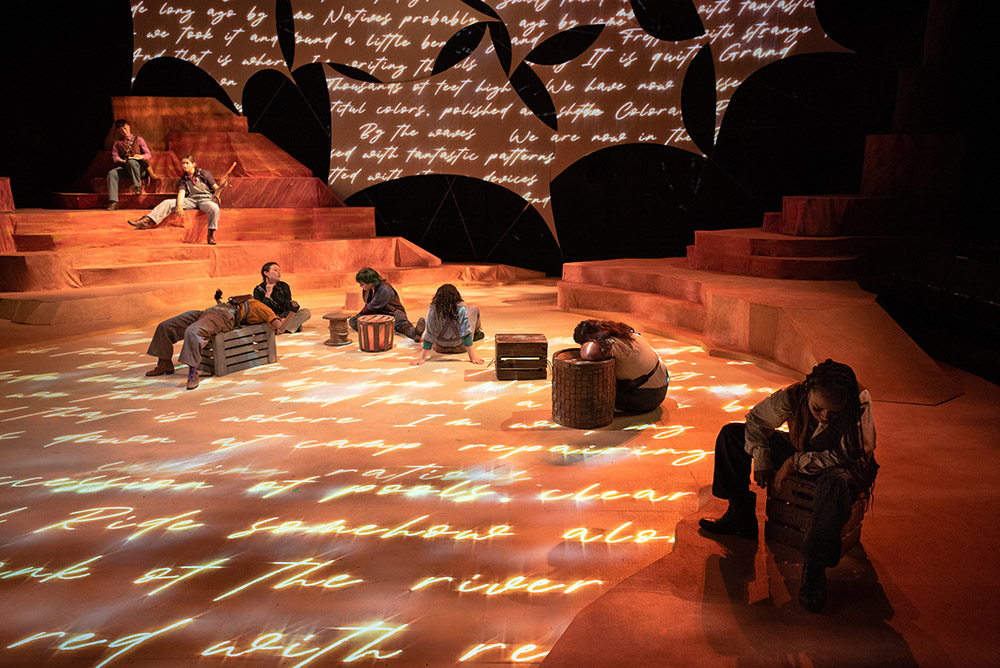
left=629, top=0, right=705, bottom=41
left=326, top=63, right=383, bottom=83
left=132, top=57, right=238, bottom=113
left=243, top=68, right=332, bottom=179
left=681, top=43, right=716, bottom=155
left=346, top=174, right=563, bottom=275
left=291, top=62, right=333, bottom=143
left=524, top=24, right=605, bottom=65
left=458, top=0, right=500, bottom=20
left=433, top=22, right=489, bottom=75
left=508, top=62, right=558, bottom=131
left=275, top=0, right=295, bottom=70
left=489, top=20, right=513, bottom=75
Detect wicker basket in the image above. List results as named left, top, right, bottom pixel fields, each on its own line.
left=551, top=348, right=616, bottom=429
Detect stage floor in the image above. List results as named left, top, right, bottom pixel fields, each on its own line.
left=0, top=283, right=997, bottom=667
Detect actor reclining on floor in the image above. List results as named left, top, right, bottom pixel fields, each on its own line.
left=698, top=359, right=878, bottom=613
left=253, top=262, right=311, bottom=334
left=106, top=118, right=152, bottom=211
left=127, top=154, right=221, bottom=244
left=145, top=290, right=293, bottom=390
left=348, top=267, right=423, bottom=342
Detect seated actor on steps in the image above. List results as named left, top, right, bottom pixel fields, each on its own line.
left=253, top=262, right=312, bottom=334
left=127, top=155, right=221, bottom=244
left=145, top=291, right=294, bottom=390
left=348, top=267, right=423, bottom=342
left=106, top=119, right=151, bottom=211
left=699, top=359, right=878, bottom=613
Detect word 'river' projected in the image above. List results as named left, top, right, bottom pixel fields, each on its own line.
left=0, top=285, right=794, bottom=666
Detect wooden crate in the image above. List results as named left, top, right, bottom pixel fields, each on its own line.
left=764, top=472, right=866, bottom=555
left=199, top=323, right=276, bottom=377
left=495, top=333, right=547, bottom=380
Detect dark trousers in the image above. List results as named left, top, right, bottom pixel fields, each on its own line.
left=615, top=384, right=667, bottom=413
left=711, top=422, right=859, bottom=567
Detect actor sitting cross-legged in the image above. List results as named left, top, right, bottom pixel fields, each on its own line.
left=253, top=262, right=312, bottom=334
left=699, top=359, right=879, bottom=613
left=145, top=292, right=293, bottom=390
left=348, top=267, right=422, bottom=342
left=410, top=283, right=485, bottom=366
left=128, top=154, right=221, bottom=244
left=574, top=319, right=669, bottom=414
left=106, top=118, right=151, bottom=211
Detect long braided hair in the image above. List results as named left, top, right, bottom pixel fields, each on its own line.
left=431, top=284, right=463, bottom=321
left=573, top=319, right=636, bottom=356
left=798, top=359, right=878, bottom=499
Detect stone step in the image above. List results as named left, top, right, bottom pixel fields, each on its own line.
left=778, top=194, right=946, bottom=236
left=76, top=259, right=211, bottom=287
left=54, top=176, right=342, bottom=209
left=556, top=257, right=962, bottom=406
left=557, top=280, right=706, bottom=334
left=561, top=258, right=704, bottom=304
left=692, top=228, right=903, bottom=258
left=1, top=236, right=440, bottom=292
left=7, top=207, right=375, bottom=251
left=686, top=245, right=860, bottom=280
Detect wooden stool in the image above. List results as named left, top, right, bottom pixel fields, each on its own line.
left=495, top=333, right=547, bottom=380
left=323, top=312, right=352, bottom=347
left=357, top=314, right=395, bottom=352
left=765, top=472, right=866, bottom=555
left=551, top=348, right=616, bottom=429
left=198, top=323, right=276, bottom=377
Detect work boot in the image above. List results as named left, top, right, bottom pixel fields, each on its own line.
left=699, top=492, right=758, bottom=539
left=415, top=317, right=426, bottom=338
left=186, top=368, right=200, bottom=390
left=207, top=229, right=216, bottom=245
left=473, top=329, right=485, bottom=341
left=128, top=215, right=153, bottom=230
left=106, top=201, right=119, bottom=211
left=145, top=359, right=174, bottom=376
left=799, top=561, right=827, bottom=612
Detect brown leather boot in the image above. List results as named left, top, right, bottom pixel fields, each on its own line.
left=145, top=359, right=174, bottom=376
left=186, top=368, right=200, bottom=390
left=207, top=229, right=216, bottom=245
left=128, top=215, right=154, bottom=230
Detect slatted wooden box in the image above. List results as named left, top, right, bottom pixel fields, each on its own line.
left=495, top=333, right=547, bottom=380
left=199, top=323, right=276, bottom=377
left=765, top=472, right=866, bottom=555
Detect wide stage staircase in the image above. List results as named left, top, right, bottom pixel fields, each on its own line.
left=0, top=97, right=541, bottom=327
left=560, top=134, right=965, bottom=405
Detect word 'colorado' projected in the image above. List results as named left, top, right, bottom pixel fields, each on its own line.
left=131, top=0, right=843, bottom=229
left=0, top=286, right=795, bottom=665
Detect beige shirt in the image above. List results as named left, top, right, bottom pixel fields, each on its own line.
left=744, top=386, right=876, bottom=473
left=608, top=335, right=668, bottom=389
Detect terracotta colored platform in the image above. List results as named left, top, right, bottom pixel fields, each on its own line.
left=686, top=228, right=933, bottom=280
left=0, top=284, right=996, bottom=668
left=688, top=135, right=953, bottom=281
left=58, top=97, right=344, bottom=210
left=558, top=257, right=961, bottom=406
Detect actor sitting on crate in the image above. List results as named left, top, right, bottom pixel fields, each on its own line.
left=144, top=290, right=293, bottom=390
left=698, top=359, right=878, bottom=613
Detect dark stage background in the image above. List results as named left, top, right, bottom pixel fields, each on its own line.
left=0, top=1, right=994, bottom=377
